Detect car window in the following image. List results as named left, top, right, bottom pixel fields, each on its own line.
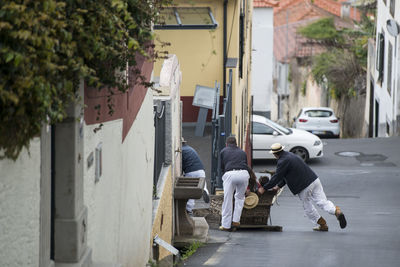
left=305, top=110, right=332, bottom=117
left=253, top=122, right=275, bottom=135
left=265, top=119, right=291, bottom=135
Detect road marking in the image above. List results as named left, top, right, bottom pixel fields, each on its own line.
left=203, top=244, right=227, bottom=265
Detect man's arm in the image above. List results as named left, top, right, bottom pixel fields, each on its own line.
left=259, top=158, right=289, bottom=193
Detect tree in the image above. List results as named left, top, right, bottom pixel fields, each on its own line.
left=298, top=5, right=375, bottom=98
left=0, top=0, right=171, bottom=160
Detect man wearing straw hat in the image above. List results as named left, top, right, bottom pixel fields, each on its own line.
left=258, top=143, right=347, bottom=231
left=219, top=136, right=252, bottom=231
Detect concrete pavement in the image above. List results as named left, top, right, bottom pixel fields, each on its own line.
left=177, top=133, right=400, bottom=267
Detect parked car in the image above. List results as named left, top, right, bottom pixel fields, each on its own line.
left=252, top=114, right=323, bottom=162
left=293, top=107, right=340, bottom=138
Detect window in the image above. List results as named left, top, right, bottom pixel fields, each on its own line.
left=253, top=122, right=275, bottom=135
left=390, top=0, right=395, bottom=17
left=239, top=13, right=244, bottom=78
left=154, top=7, right=218, bottom=29
left=305, top=110, right=333, bottom=117
left=386, top=120, right=390, bottom=135
left=376, top=32, right=385, bottom=83
left=387, top=42, right=393, bottom=95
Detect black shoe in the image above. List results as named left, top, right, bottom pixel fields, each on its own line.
left=202, top=191, right=210, bottom=203
left=335, top=206, right=347, bottom=229
left=337, top=213, right=347, bottom=229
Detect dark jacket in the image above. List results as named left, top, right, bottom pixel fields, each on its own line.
left=220, top=144, right=249, bottom=173
left=263, top=151, right=317, bottom=195
left=182, top=144, right=204, bottom=174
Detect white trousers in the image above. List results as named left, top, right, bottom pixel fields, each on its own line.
left=221, top=170, right=249, bottom=228
left=185, top=170, right=208, bottom=212
left=298, top=178, right=336, bottom=225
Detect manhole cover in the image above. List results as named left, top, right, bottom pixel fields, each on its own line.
left=337, top=151, right=361, bottom=157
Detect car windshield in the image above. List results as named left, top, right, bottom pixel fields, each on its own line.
left=266, top=118, right=292, bottom=135
left=305, top=110, right=332, bottom=117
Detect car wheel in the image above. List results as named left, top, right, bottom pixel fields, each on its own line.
left=290, top=147, right=309, bottom=162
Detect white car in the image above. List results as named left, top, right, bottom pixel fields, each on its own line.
left=252, top=115, right=323, bottom=161
left=293, top=107, right=340, bottom=138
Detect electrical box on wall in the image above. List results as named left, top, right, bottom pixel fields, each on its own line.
left=95, top=143, right=102, bottom=183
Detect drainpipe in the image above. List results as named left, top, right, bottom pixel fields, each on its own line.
left=223, top=0, right=228, bottom=98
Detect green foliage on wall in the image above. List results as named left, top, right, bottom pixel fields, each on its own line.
left=298, top=17, right=344, bottom=45
left=0, top=0, right=171, bottom=160
left=301, top=80, right=307, bottom=96
left=298, top=9, right=375, bottom=99
left=311, top=50, right=362, bottom=98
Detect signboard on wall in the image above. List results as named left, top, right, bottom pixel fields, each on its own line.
left=192, top=85, right=217, bottom=109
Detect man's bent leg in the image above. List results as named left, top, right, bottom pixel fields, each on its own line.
left=311, top=179, right=336, bottom=215
left=298, top=184, right=322, bottom=225
left=312, top=178, right=347, bottom=229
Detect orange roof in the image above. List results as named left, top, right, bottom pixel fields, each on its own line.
left=273, top=0, right=356, bottom=63
left=253, top=0, right=279, bottom=8
left=275, top=0, right=360, bottom=21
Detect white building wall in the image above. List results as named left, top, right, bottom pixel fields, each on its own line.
left=251, top=8, right=274, bottom=117
left=84, top=90, right=155, bottom=267
left=395, top=3, right=400, bottom=135
left=0, top=139, right=41, bottom=267
left=374, top=0, right=399, bottom=136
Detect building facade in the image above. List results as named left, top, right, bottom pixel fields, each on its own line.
left=369, top=0, right=399, bottom=137
left=154, top=0, right=254, bottom=151
left=251, top=0, right=278, bottom=119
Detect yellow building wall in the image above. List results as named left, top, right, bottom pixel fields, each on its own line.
left=154, top=0, right=224, bottom=97
left=154, top=0, right=253, bottom=146
left=151, top=167, right=174, bottom=263
left=228, top=0, right=253, bottom=149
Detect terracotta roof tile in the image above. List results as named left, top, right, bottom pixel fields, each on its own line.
left=273, top=0, right=356, bottom=63
left=274, top=0, right=360, bottom=21
left=253, top=0, right=279, bottom=8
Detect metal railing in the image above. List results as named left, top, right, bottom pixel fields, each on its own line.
left=153, top=101, right=166, bottom=188
left=210, top=69, right=233, bottom=194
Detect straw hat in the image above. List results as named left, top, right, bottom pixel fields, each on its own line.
left=244, top=192, right=259, bottom=209
left=269, top=143, right=285, bottom=154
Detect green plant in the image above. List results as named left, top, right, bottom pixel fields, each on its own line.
left=179, top=241, right=204, bottom=261
left=287, top=66, right=292, bottom=82
left=0, top=0, right=171, bottom=160
left=298, top=17, right=344, bottom=46
left=311, top=50, right=362, bottom=98
left=200, top=29, right=217, bottom=72
left=298, top=5, right=375, bottom=99
left=301, top=80, right=307, bottom=96
left=147, top=259, right=158, bottom=267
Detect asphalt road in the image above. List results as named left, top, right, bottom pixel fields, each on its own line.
left=180, top=137, right=400, bottom=267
